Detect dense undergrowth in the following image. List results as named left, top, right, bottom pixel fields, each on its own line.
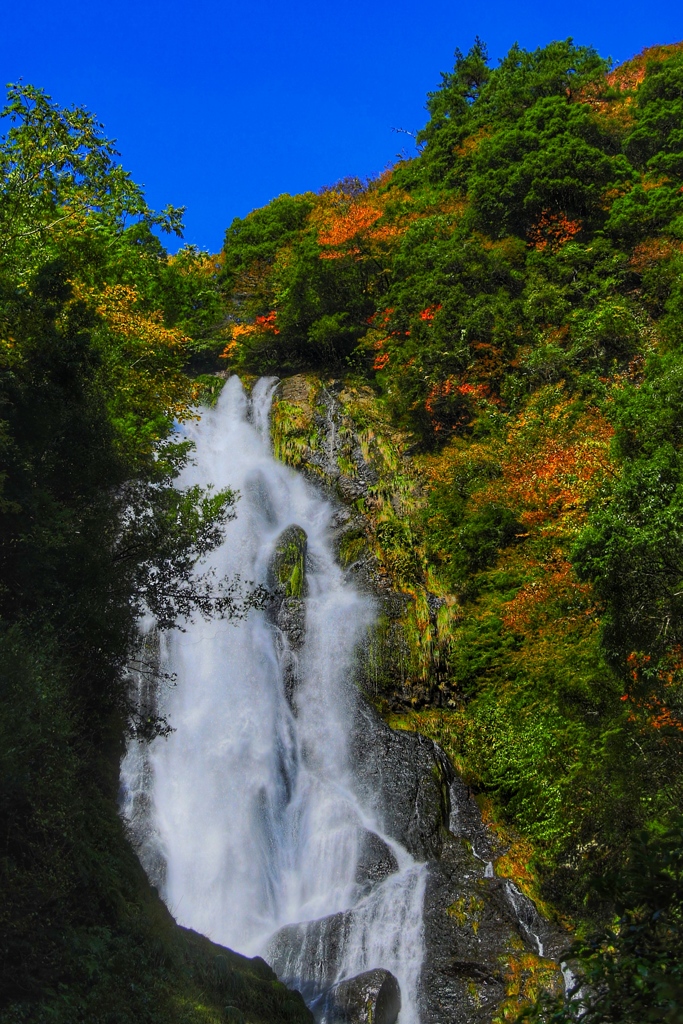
left=215, top=39, right=683, bottom=1022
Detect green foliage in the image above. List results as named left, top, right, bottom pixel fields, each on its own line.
left=519, top=820, right=683, bottom=1023
left=221, top=193, right=315, bottom=292
left=574, top=353, right=683, bottom=665
left=215, top=35, right=683, bottom=1020
left=470, top=97, right=627, bottom=238
left=0, top=85, right=301, bottom=1023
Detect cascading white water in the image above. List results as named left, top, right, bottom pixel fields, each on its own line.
left=121, top=376, right=426, bottom=1023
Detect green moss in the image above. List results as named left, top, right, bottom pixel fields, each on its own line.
left=193, top=374, right=227, bottom=408
left=288, top=561, right=303, bottom=599
left=447, top=894, right=485, bottom=933
left=272, top=526, right=307, bottom=599
left=338, top=528, right=367, bottom=568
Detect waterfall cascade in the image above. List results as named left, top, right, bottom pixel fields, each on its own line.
left=121, top=377, right=427, bottom=1023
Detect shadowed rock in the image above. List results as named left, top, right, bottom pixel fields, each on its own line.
left=267, top=910, right=354, bottom=1000
left=323, top=968, right=401, bottom=1024
left=349, top=700, right=451, bottom=862
left=355, top=831, right=398, bottom=891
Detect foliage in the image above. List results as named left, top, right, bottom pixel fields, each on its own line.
left=0, top=84, right=294, bottom=1023
left=519, top=820, right=683, bottom=1023
left=7, top=29, right=683, bottom=1021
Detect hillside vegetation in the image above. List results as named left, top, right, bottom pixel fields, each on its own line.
left=215, top=40, right=683, bottom=1022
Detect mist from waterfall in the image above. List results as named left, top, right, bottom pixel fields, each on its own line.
left=121, top=376, right=426, bottom=1023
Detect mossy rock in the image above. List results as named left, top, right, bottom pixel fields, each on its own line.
left=269, top=525, right=308, bottom=599
left=223, top=1007, right=245, bottom=1024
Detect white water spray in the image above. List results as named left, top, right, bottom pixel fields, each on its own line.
left=121, top=377, right=426, bottom=1022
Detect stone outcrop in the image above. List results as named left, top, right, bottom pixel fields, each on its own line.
left=355, top=830, right=399, bottom=891
left=323, top=969, right=401, bottom=1024
left=266, top=523, right=308, bottom=706
left=350, top=701, right=451, bottom=862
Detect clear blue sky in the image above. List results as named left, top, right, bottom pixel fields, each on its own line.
left=3, top=1, right=681, bottom=253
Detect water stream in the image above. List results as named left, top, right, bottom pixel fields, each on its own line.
left=121, top=376, right=426, bottom=1023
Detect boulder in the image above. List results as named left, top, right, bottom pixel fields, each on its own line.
left=267, top=909, right=354, bottom=1000
left=323, top=968, right=401, bottom=1024
left=355, top=831, right=398, bottom=891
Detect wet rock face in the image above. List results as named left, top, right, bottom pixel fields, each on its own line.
left=418, top=780, right=566, bottom=1024
left=350, top=701, right=451, bottom=862
left=324, top=969, right=401, bottom=1024
left=267, top=377, right=569, bottom=1021
left=266, top=524, right=308, bottom=706
left=346, top=692, right=568, bottom=1023
left=269, top=917, right=403, bottom=1024
left=267, top=910, right=354, bottom=1000
left=355, top=831, right=398, bottom=892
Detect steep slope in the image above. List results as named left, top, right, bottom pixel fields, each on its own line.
left=213, top=39, right=683, bottom=1022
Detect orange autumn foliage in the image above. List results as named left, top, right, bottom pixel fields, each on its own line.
left=424, top=378, right=489, bottom=431
left=313, top=183, right=411, bottom=261
left=220, top=311, right=279, bottom=360
left=318, top=204, right=382, bottom=247
left=501, top=553, right=593, bottom=635
left=477, top=400, right=614, bottom=534
left=630, top=236, right=683, bottom=271
left=527, top=211, right=582, bottom=250
left=620, top=651, right=683, bottom=735
left=419, top=305, right=442, bottom=322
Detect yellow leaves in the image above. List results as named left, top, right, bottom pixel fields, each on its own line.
left=493, top=951, right=562, bottom=1022
left=0, top=334, right=20, bottom=368
left=416, top=437, right=500, bottom=489
left=447, top=894, right=485, bottom=932
left=74, top=281, right=198, bottom=442
left=93, top=284, right=187, bottom=354
left=168, top=250, right=222, bottom=278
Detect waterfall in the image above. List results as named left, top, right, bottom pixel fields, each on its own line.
left=121, top=376, right=427, bottom=1023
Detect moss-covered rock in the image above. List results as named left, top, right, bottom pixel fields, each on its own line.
left=325, top=968, right=401, bottom=1024
left=269, top=524, right=308, bottom=601
left=266, top=525, right=308, bottom=707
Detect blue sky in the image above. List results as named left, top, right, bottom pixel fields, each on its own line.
left=3, top=1, right=681, bottom=253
